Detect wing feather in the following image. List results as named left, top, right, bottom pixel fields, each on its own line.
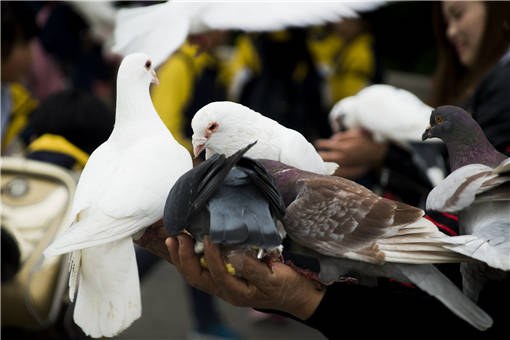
left=285, top=175, right=465, bottom=264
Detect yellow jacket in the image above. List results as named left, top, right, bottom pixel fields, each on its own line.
left=2, top=84, right=38, bottom=153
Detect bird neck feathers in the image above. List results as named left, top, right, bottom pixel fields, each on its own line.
left=113, top=82, right=166, bottom=134
left=446, top=128, right=506, bottom=171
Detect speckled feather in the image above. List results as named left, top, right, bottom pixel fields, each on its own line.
left=256, top=159, right=493, bottom=330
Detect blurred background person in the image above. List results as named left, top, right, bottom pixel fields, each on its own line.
left=227, top=29, right=327, bottom=141
left=1, top=2, right=38, bottom=155
left=309, top=16, right=380, bottom=110
left=315, top=1, right=510, bottom=205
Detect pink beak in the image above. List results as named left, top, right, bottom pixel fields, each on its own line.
left=193, top=144, right=205, bottom=158
left=151, top=70, right=159, bottom=85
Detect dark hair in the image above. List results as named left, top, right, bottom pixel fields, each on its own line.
left=28, top=90, right=115, bottom=154
left=430, top=1, right=510, bottom=106
left=1, top=2, right=38, bottom=59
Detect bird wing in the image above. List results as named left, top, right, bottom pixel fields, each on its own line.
left=164, top=154, right=224, bottom=236
left=164, top=142, right=256, bottom=237
left=200, top=2, right=360, bottom=32
left=238, top=157, right=286, bottom=218
left=45, top=136, right=192, bottom=255
left=208, top=168, right=282, bottom=248
left=113, top=2, right=192, bottom=68
left=284, top=175, right=465, bottom=264
left=113, top=1, right=383, bottom=68
left=277, top=127, right=336, bottom=175
left=426, top=161, right=510, bottom=213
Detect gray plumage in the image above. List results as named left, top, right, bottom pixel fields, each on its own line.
left=257, top=159, right=493, bottom=331
left=164, top=142, right=285, bottom=250
left=423, top=105, right=510, bottom=302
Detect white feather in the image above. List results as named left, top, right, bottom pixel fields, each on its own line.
left=113, top=1, right=385, bottom=68
left=43, top=53, right=193, bottom=338
left=73, top=238, right=141, bottom=338
left=191, top=101, right=338, bottom=175
left=426, top=163, right=498, bottom=213
left=427, top=157, right=510, bottom=302
left=329, top=84, right=437, bottom=145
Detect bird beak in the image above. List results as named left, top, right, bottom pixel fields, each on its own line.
left=151, top=70, right=159, bottom=85
left=192, top=135, right=208, bottom=158
left=422, top=126, right=432, bottom=141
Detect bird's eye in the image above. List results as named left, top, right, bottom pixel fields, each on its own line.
left=209, top=123, right=217, bottom=130
left=145, top=60, right=151, bottom=70
left=435, top=115, right=443, bottom=123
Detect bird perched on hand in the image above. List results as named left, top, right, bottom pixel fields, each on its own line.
left=255, top=158, right=493, bottom=331
left=423, top=105, right=510, bottom=302
left=112, top=1, right=384, bottom=68
left=164, top=142, right=286, bottom=266
left=329, top=84, right=437, bottom=145
left=191, top=101, right=338, bottom=175
left=43, top=53, right=193, bottom=338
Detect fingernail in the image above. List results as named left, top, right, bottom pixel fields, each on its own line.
left=177, top=235, right=184, bottom=246
left=165, top=237, right=172, bottom=247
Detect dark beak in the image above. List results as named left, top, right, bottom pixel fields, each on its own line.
left=422, top=126, right=432, bottom=141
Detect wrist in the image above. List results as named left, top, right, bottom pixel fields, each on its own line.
left=285, top=281, right=326, bottom=320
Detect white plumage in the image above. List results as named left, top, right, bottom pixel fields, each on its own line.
left=427, top=158, right=510, bottom=301
left=427, top=158, right=510, bottom=270
left=43, top=53, right=193, bottom=338
left=113, top=0, right=384, bottom=68
left=191, top=101, right=338, bottom=175
left=329, top=84, right=438, bottom=145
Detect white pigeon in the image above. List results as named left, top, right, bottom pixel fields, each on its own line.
left=112, top=0, right=384, bottom=68
left=329, top=84, right=439, bottom=145
left=43, top=53, right=193, bottom=338
left=191, top=101, right=338, bottom=175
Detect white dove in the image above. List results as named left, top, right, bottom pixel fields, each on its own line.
left=329, top=84, right=439, bottom=145
left=43, top=53, right=193, bottom=338
left=112, top=0, right=384, bottom=68
left=191, top=101, right=338, bottom=175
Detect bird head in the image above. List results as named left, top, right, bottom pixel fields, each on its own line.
left=117, top=52, right=159, bottom=87
left=191, top=101, right=258, bottom=158
left=422, top=105, right=468, bottom=142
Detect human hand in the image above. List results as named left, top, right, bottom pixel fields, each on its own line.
left=166, top=234, right=325, bottom=320
left=315, top=128, right=388, bottom=179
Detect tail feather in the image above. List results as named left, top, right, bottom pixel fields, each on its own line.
left=73, top=238, right=141, bottom=338
left=442, top=235, right=510, bottom=271
left=68, top=250, right=81, bottom=302
left=397, top=263, right=493, bottom=331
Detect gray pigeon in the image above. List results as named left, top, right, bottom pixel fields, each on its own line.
left=164, top=142, right=285, bottom=258
left=422, top=105, right=510, bottom=302
left=256, top=158, right=493, bottom=331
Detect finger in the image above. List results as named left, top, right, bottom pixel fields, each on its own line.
left=233, top=254, right=274, bottom=287
left=314, top=138, right=341, bottom=150
left=166, top=237, right=180, bottom=267
left=175, top=235, right=214, bottom=286
left=203, top=238, right=252, bottom=294
left=318, top=150, right=345, bottom=162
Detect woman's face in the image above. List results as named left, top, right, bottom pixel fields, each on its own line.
left=442, top=1, right=487, bottom=67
